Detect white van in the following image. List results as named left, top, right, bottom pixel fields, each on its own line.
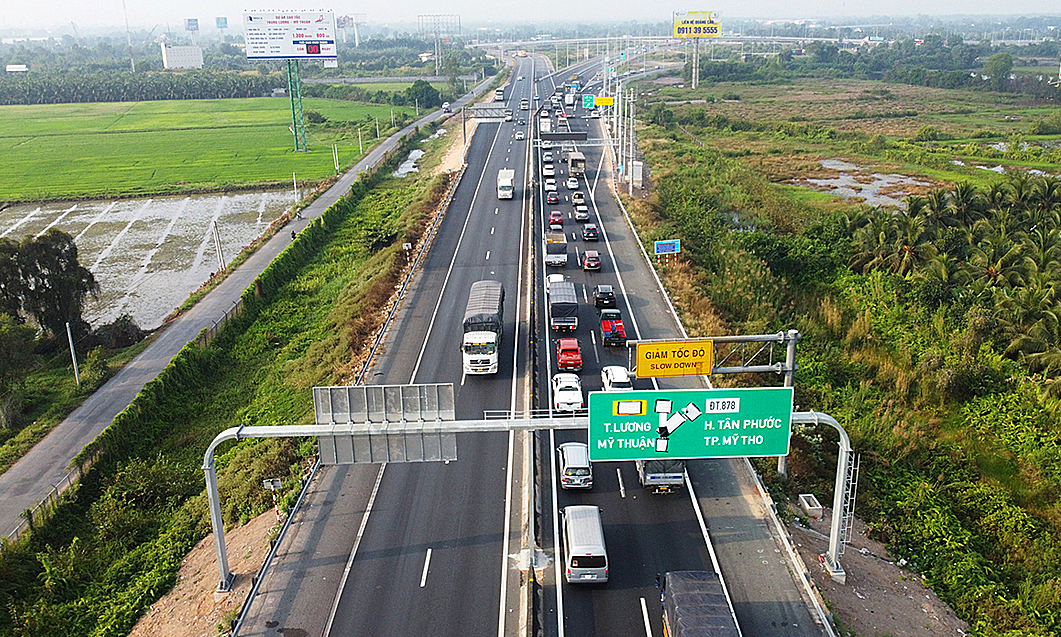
left=557, top=442, right=592, bottom=489
left=562, top=505, right=608, bottom=583
left=441, top=101, right=451, bottom=113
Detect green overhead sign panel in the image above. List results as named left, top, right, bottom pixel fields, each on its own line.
left=587, top=387, right=793, bottom=461
left=582, top=94, right=595, bottom=108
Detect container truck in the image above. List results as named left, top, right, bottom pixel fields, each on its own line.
left=636, top=459, right=685, bottom=493
left=568, top=151, right=586, bottom=177
left=660, top=571, right=742, bottom=637
left=497, top=169, right=515, bottom=199
left=549, top=281, right=578, bottom=332
left=545, top=231, right=568, bottom=267
left=462, top=280, right=504, bottom=374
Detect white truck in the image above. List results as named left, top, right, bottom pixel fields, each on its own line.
left=567, top=151, right=586, bottom=177
left=462, top=280, right=504, bottom=374
left=636, top=459, right=686, bottom=494
left=497, top=169, right=515, bottom=199
left=564, top=93, right=575, bottom=107
left=545, top=231, right=568, bottom=267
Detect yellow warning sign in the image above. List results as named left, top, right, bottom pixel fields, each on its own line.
left=635, top=339, right=714, bottom=378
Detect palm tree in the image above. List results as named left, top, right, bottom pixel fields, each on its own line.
left=926, top=188, right=952, bottom=227
left=886, top=211, right=936, bottom=276
left=950, top=181, right=983, bottom=227
left=1006, top=173, right=1034, bottom=213
left=959, top=227, right=1027, bottom=290
left=985, top=182, right=1011, bottom=212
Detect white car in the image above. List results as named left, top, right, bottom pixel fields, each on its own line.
left=543, top=164, right=555, bottom=177
left=543, top=152, right=553, bottom=162
left=601, top=366, right=633, bottom=392
left=544, top=178, right=557, bottom=192
left=552, top=373, right=584, bottom=412
left=566, top=177, right=579, bottom=190
left=515, top=130, right=525, bottom=140
left=541, top=140, right=553, bottom=150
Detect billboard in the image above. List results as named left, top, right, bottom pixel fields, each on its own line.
left=672, top=11, right=721, bottom=38
left=216, top=17, right=228, bottom=29
left=243, top=11, right=337, bottom=60
left=186, top=18, right=199, bottom=32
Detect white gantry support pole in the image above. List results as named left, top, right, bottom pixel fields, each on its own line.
left=792, top=410, right=851, bottom=584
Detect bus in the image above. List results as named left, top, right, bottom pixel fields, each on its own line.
left=494, top=88, right=505, bottom=102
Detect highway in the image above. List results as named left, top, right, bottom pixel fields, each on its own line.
left=240, top=53, right=827, bottom=637
left=529, top=62, right=825, bottom=637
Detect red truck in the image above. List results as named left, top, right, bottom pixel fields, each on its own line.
left=599, top=309, right=627, bottom=347
left=556, top=338, right=583, bottom=371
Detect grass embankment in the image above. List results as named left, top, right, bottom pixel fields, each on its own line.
left=0, top=125, right=455, bottom=636
left=0, top=98, right=414, bottom=202
left=0, top=335, right=157, bottom=476
left=626, top=76, right=1061, bottom=635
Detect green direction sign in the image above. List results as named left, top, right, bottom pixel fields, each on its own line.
left=588, top=387, right=793, bottom=461
left=582, top=94, right=595, bottom=108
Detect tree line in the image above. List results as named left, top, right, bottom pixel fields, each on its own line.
left=0, top=70, right=281, bottom=105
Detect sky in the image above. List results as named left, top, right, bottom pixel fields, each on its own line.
left=2, top=0, right=1059, bottom=33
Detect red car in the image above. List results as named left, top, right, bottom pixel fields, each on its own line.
left=549, top=210, right=564, bottom=226
left=546, top=192, right=560, bottom=205
left=556, top=337, right=583, bottom=371
left=582, top=250, right=601, bottom=271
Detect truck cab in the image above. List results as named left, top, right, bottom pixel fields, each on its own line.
left=556, top=338, right=583, bottom=371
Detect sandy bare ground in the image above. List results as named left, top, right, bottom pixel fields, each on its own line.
left=128, top=511, right=278, bottom=637
left=789, top=508, right=969, bottom=637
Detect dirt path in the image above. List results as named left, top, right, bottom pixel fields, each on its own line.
left=128, top=511, right=277, bottom=637
left=789, top=509, right=969, bottom=637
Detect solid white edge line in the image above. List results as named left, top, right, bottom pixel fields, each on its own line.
left=685, top=470, right=745, bottom=637
left=323, top=463, right=387, bottom=637
left=497, top=430, right=516, bottom=637
left=583, top=119, right=658, bottom=394
left=640, top=596, right=653, bottom=637
left=550, top=429, right=565, bottom=637
left=420, top=547, right=433, bottom=588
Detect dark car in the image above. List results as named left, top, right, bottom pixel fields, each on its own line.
left=546, top=192, right=560, bottom=205
left=593, top=284, right=616, bottom=308
left=582, top=223, right=599, bottom=241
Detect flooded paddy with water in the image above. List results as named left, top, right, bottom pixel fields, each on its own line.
left=0, top=191, right=294, bottom=329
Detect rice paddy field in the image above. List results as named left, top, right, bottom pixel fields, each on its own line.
left=0, top=97, right=413, bottom=202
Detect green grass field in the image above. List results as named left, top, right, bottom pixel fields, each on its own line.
left=0, top=98, right=414, bottom=201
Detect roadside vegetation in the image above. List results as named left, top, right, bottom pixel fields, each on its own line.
left=628, top=61, right=1061, bottom=634
left=0, top=97, right=411, bottom=202
left=0, top=125, right=456, bottom=636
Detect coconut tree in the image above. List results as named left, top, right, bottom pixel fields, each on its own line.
left=950, top=181, right=983, bottom=227
left=959, top=227, right=1027, bottom=290
left=885, top=210, right=937, bottom=276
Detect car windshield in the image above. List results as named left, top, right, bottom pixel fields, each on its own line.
left=564, top=468, right=590, bottom=477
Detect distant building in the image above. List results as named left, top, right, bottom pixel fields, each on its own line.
left=5, top=64, right=28, bottom=73
left=160, top=43, right=204, bottom=70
